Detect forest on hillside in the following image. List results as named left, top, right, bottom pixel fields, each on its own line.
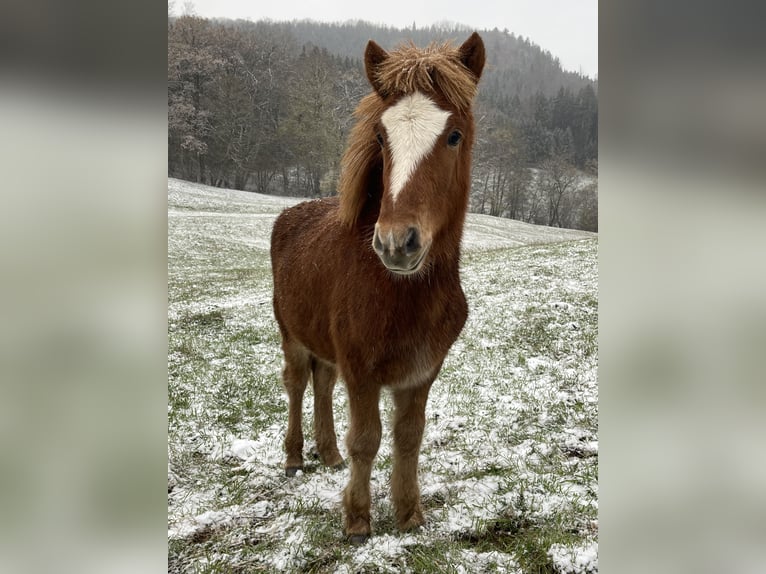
left=168, top=16, right=598, bottom=231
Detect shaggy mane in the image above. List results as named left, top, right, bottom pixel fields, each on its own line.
left=374, top=41, right=479, bottom=112
left=338, top=40, right=479, bottom=227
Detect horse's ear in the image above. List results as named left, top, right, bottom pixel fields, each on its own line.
left=458, top=32, right=486, bottom=82
left=364, top=40, right=389, bottom=95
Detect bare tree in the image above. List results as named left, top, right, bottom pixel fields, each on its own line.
left=523, top=170, right=546, bottom=224
left=205, top=24, right=294, bottom=191
left=168, top=16, right=216, bottom=183
left=539, top=154, right=579, bottom=228
left=472, top=117, right=530, bottom=218
left=575, top=181, right=598, bottom=232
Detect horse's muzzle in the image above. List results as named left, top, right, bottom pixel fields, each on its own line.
left=372, top=225, right=427, bottom=275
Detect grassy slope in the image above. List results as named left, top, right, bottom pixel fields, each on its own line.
left=168, top=178, right=598, bottom=573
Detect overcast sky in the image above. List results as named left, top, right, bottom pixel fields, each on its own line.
left=183, top=0, right=598, bottom=78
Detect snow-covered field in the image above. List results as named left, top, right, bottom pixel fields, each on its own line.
left=168, top=178, right=598, bottom=573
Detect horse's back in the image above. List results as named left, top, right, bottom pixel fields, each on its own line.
left=271, top=196, right=340, bottom=260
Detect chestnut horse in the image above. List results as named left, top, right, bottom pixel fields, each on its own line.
left=271, top=33, right=485, bottom=543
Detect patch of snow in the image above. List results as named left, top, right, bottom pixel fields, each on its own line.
left=251, top=500, right=272, bottom=518
left=548, top=540, right=598, bottom=573
left=454, top=549, right=521, bottom=573
left=292, top=474, right=344, bottom=510
left=268, top=518, right=308, bottom=571
left=442, top=476, right=503, bottom=534
left=211, top=428, right=284, bottom=468
left=526, top=357, right=550, bottom=371
left=229, top=438, right=259, bottom=460
left=168, top=506, right=239, bottom=540
left=350, top=533, right=418, bottom=574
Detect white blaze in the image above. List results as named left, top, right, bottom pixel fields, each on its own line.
left=380, top=91, right=451, bottom=202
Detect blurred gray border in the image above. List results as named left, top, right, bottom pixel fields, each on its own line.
left=2, top=0, right=765, bottom=572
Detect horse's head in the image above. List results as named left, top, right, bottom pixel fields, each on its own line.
left=363, top=33, right=485, bottom=276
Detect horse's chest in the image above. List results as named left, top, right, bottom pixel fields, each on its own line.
left=374, top=338, right=441, bottom=388
left=349, top=289, right=466, bottom=387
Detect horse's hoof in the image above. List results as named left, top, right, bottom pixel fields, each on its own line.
left=284, top=466, right=302, bottom=477
left=398, top=509, right=426, bottom=532
left=331, top=460, right=347, bottom=471
left=348, top=534, right=369, bottom=545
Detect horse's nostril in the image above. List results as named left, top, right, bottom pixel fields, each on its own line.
left=373, top=230, right=384, bottom=253
left=404, top=227, right=420, bottom=254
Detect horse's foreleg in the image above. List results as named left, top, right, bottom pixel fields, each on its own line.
left=391, top=379, right=434, bottom=531
left=282, top=343, right=310, bottom=476
left=343, top=383, right=381, bottom=543
left=311, top=359, right=344, bottom=468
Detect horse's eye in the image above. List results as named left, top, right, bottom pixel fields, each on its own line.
left=447, top=130, right=462, bottom=147
left=376, top=132, right=385, bottom=147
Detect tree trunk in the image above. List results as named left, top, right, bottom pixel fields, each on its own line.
left=234, top=170, right=248, bottom=191
left=196, top=153, right=205, bottom=183
left=281, top=167, right=289, bottom=196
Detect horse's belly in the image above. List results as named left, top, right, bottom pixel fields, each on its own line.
left=273, top=276, right=337, bottom=362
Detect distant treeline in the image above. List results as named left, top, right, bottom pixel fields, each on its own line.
left=168, top=16, right=598, bottom=230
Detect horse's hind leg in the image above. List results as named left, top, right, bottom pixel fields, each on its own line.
left=281, top=341, right=310, bottom=476
left=311, top=359, right=344, bottom=468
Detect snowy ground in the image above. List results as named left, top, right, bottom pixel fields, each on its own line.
left=167, top=178, right=598, bottom=573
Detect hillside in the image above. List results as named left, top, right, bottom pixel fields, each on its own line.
left=167, top=178, right=598, bottom=572
left=168, top=178, right=594, bottom=260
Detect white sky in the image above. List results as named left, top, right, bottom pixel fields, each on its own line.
left=182, top=0, right=598, bottom=78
